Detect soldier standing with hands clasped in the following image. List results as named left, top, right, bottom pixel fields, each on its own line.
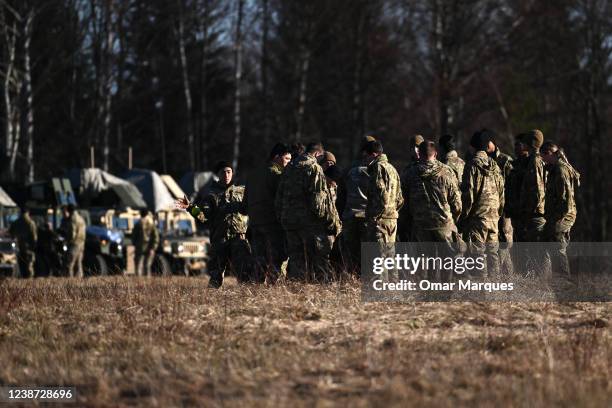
left=60, top=204, right=86, bottom=278
left=9, top=207, right=38, bottom=278
left=133, top=209, right=160, bottom=277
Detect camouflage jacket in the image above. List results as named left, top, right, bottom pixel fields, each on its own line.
left=245, top=161, right=284, bottom=227
left=188, top=181, right=248, bottom=242
left=9, top=213, right=37, bottom=252
left=404, top=160, right=461, bottom=230
left=275, top=153, right=340, bottom=232
left=60, top=212, right=87, bottom=246
left=460, top=150, right=504, bottom=228
left=492, top=148, right=513, bottom=180
left=544, top=160, right=580, bottom=232
left=442, top=150, right=465, bottom=185
left=133, top=214, right=160, bottom=253
left=338, top=159, right=369, bottom=220
left=366, top=154, right=403, bottom=221
left=505, top=155, right=528, bottom=219
left=519, top=152, right=546, bottom=218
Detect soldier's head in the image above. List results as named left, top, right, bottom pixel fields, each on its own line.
left=305, top=142, right=324, bottom=158
left=470, top=129, right=494, bottom=152
left=20, top=206, right=30, bottom=216
left=541, top=141, right=560, bottom=165
left=438, top=134, right=455, bottom=156
left=269, top=143, right=292, bottom=167
left=139, top=209, right=150, bottom=218
left=214, top=161, right=233, bottom=186
left=515, top=133, right=529, bottom=158
left=412, top=134, right=424, bottom=160
left=418, top=141, right=437, bottom=162
left=63, top=204, right=76, bottom=218
left=363, top=140, right=383, bottom=163
left=524, top=129, right=544, bottom=153
left=319, top=151, right=336, bottom=170
left=291, top=142, right=305, bottom=158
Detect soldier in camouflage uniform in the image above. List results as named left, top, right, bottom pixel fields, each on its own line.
left=337, top=136, right=375, bottom=273
left=399, top=134, right=424, bottom=241
left=179, top=161, right=251, bottom=288
left=438, top=134, right=465, bottom=184
left=275, top=142, right=341, bottom=282
left=133, top=209, right=160, bottom=277
left=245, top=143, right=291, bottom=283
left=9, top=208, right=38, bottom=278
left=541, top=142, right=580, bottom=277
left=459, top=131, right=504, bottom=278
left=60, top=204, right=87, bottom=278
left=365, top=140, right=403, bottom=281
left=404, top=141, right=462, bottom=242
left=487, top=134, right=514, bottom=275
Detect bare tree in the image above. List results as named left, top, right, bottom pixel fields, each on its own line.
left=232, top=0, right=243, bottom=170
left=176, top=0, right=196, bottom=171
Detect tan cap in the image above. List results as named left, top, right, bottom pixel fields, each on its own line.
left=412, top=134, right=425, bottom=146
left=321, top=151, right=336, bottom=164
left=525, top=129, right=544, bottom=149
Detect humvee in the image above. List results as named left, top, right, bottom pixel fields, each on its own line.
left=0, top=187, right=20, bottom=277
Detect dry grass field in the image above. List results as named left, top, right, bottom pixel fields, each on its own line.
left=0, top=276, right=610, bottom=407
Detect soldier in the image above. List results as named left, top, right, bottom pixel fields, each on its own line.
left=459, top=130, right=504, bottom=278
left=365, top=140, right=403, bottom=282
left=133, top=209, right=160, bottom=277
left=438, top=134, right=465, bottom=184
left=487, top=133, right=514, bottom=275
left=337, top=135, right=375, bottom=273
left=319, top=151, right=339, bottom=203
left=245, top=143, right=291, bottom=283
left=178, top=161, right=251, bottom=288
left=275, top=142, right=341, bottom=282
left=541, top=142, right=580, bottom=277
left=506, top=133, right=530, bottom=242
left=9, top=207, right=37, bottom=278
left=404, top=141, right=461, bottom=242
left=60, top=204, right=86, bottom=278
left=398, top=134, right=424, bottom=241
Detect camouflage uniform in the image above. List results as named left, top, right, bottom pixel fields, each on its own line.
left=61, top=211, right=87, bottom=278
left=460, top=150, right=504, bottom=277
left=275, top=153, right=341, bottom=282
left=9, top=213, right=37, bottom=278
left=337, top=159, right=369, bottom=273
left=544, top=160, right=580, bottom=277
left=189, top=181, right=251, bottom=287
left=245, top=161, right=287, bottom=283
left=519, top=152, right=547, bottom=241
left=492, top=148, right=514, bottom=275
left=366, top=154, right=403, bottom=281
left=441, top=150, right=465, bottom=186
left=506, top=155, right=528, bottom=242
left=403, top=160, right=461, bottom=242
left=133, top=214, right=160, bottom=277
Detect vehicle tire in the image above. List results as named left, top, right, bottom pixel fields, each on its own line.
left=86, top=255, right=109, bottom=276
left=153, top=254, right=171, bottom=276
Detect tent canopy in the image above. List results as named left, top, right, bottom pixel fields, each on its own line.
left=66, top=168, right=147, bottom=209
left=122, top=169, right=175, bottom=212
left=179, top=172, right=217, bottom=199
left=0, top=186, right=17, bottom=207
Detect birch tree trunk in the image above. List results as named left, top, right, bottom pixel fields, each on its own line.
left=24, top=10, right=34, bottom=182
left=261, top=0, right=270, bottom=146
left=295, top=45, right=310, bottom=142
left=197, top=0, right=209, bottom=170
left=102, top=0, right=114, bottom=172
left=1, top=12, right=17, bottom=179
left=176, top=0, right=196, bottom=170
left=232, top=0, right=243, bottom=171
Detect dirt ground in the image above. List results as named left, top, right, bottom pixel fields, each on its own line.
left=0, top=276, right=610, bottom=407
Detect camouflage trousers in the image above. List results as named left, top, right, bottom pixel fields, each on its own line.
left=498, top=217, right=514, bottom=276
left=544, top=225, right=572, bottom=278
left=516, top=216, right=546, bottom=276
left=462, top=219, right=499, bottom=278
left=250, top=224, right=287, bottom=284
left=17, top=249, right=35, bottom=278
left=413, top=228, right=463, bottom=281
left=65, top=244, right=84, bottom=278
left=135, top=250, right=155, bottom=277
left=340, top=218, right=368, bottom=274
left=367, top=218, right=398, bottom=282
left=285, top=225, right=334, bottom=283
left=208, top=234, right=252, bottom=288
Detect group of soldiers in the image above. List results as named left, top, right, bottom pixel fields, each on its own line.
left=178, top=127, right=580, bottom=287
left=9, top=205, right=87, bottom=278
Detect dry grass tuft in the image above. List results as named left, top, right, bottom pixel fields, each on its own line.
left=0, top=276, right=609, bottom=407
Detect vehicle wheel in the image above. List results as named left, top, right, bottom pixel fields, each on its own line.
left=86, top=255, right=109, bottom=276
left=153, top=254, right=171, bottom=276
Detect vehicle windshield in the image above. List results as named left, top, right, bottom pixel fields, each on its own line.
left=114, top=218, right=130, bottom=231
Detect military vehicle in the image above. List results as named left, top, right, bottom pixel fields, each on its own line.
left=0, top=187, right=19, bottom=277
left=122, top=169, right=209, bottom=276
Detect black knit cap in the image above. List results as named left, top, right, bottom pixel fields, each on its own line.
left=470, top=128, right=495, bottom=151
left=213, top=160, right=233, bottom=174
